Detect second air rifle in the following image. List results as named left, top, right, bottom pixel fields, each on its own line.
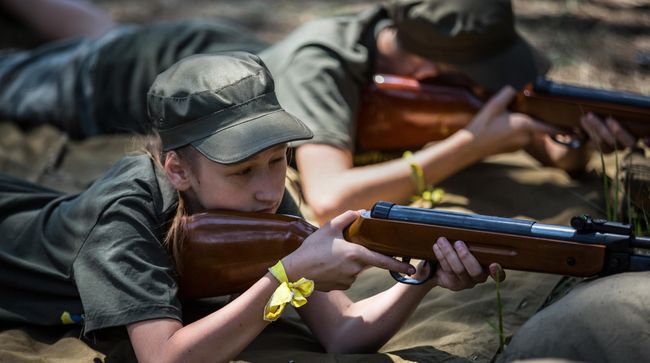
left=355, top=74, right=650, bottom=152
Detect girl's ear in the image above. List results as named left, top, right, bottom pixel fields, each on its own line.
left=164, top=151, right=192, bottom=191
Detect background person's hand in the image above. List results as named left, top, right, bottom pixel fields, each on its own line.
left=464, top=86, right=561, bottom=157
left=580, top=113, right=636, bottom=153
left=282, top=210, right=415, bottom=291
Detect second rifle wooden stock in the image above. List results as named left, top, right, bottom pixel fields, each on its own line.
left=177, top=207, right=648, bottom=300
left=356, top=74, right=650, bottom=151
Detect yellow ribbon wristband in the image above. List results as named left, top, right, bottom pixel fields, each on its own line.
left=403, top=151, right=445, bottom=209
left=263, top=260, right=314, bottom=322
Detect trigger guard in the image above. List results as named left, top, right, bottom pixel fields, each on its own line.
left=389, top=257, right=437, bottom=285
left=551, top=132, right=584, bottom=149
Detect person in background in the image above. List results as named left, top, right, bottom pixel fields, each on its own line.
left=0, top=1, right=636, bottom=222
left=259, top=0, right=638, bottom=225
left=0, top=0, right=266, bottom=137
left=0, top=0, right=115, bottom=41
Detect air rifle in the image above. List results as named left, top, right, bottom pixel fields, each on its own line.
left=355, top=74, right=650, bottom=152
left=177, top=201, right=650, bottom=300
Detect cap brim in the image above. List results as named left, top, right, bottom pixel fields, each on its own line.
left=455, top=34, right=551, bottom=92
left=191, top=109, right=313, bottom=164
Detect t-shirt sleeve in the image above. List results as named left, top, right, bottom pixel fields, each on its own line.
left=73, top=194, right=182, bottom=334
left=272, top=46, right=361, bottom=151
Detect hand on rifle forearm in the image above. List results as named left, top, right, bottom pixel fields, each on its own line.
left=431, top=237, right=505, bottom=291
left=463, top=86, right=560, bottom=157
left=282, top=210, right=415, bottom=291
left=581, top=113, right=637, bottom=153
left=531, top=113, right=639, bottom=173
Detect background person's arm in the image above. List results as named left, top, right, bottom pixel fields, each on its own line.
left=297, top=87, right=556, bottom=225
left=0, top=0, right=116, bottom=40
left=296, top=131, right=479, bottom=225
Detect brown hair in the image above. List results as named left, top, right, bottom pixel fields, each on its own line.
left=139, top=133, right=199, bottom=265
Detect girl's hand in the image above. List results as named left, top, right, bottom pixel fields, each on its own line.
left=282, top=210, right=415, bottom=291
left=465, top=86, right=560, bottom=157
left=431, top=237, right=505, bottom=291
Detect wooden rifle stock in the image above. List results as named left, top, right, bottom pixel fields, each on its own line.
left=356, top=74, right=650, bottom=152
left=178, top=203, right=650, bottom=300
left=178, top=211, right=317, bottom=300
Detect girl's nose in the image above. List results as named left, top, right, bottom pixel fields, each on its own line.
left=253, top=173, right=284, bottom=203
left=255, top=188, right=278, bottom=202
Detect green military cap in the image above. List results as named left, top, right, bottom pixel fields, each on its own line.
left=147, top=52, right=313, bottom=164
left=388, top=0, right=551, bottom=91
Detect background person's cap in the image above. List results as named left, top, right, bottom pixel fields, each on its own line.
left=147, top=52, right=313, bottom=164
left=388, top=0, right=551, bottom=91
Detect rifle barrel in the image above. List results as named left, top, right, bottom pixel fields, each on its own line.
left=371, top=201, right=619, bottom=245
left=533, top=78, right=650, bottom=109
left=631, top=235, right=650, bottom=249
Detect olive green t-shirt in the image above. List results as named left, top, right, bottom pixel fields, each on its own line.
left=260, top=6, right=390, bottom=153
left=0, top=154, right=300, bottom=334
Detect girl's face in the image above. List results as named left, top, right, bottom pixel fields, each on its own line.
left=168, top=144, right=288, bottom=214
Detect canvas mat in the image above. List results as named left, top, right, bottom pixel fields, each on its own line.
left=0, top=122, right=611, bottom=363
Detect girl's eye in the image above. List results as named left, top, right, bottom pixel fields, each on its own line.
left=234, top=167, right=252, bottom=176
left=270, top=156, right=285, bottom=165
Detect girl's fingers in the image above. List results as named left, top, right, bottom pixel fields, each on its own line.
left=453, top=240, right=487, bottom=282
left=328, top=210, right=360, bottom=231
left=489, top=263, right=506, bottom=282
left=433, top=237, right=453, bottom=272
left=432, top=238, right=505, bottom=290
left=435, top=237, right=467, bottom=276
left=358, top=246, right=415, bottom=275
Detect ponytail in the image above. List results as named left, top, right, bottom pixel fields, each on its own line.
left=139, top=133, right=192, bottom=266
